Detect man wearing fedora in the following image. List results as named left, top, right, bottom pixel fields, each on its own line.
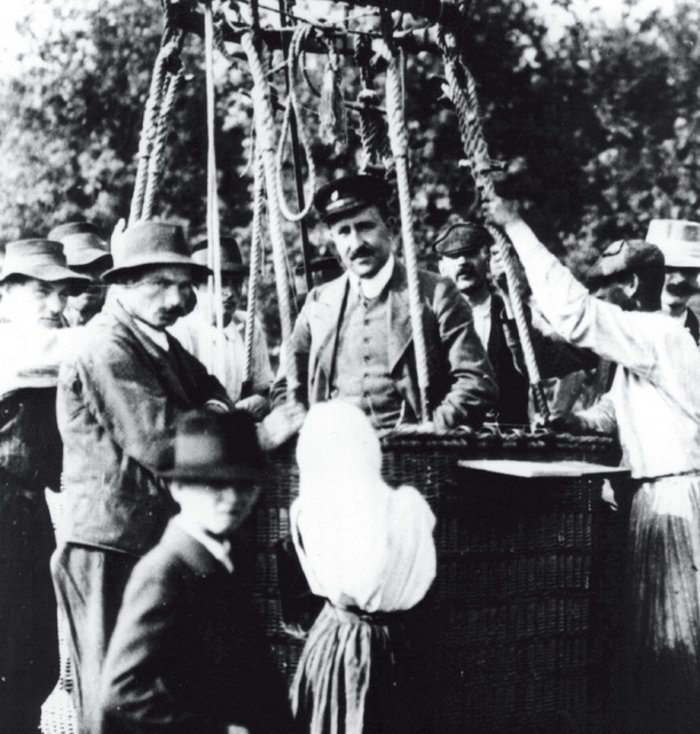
left=646, top=218, right=700, bottom=343
left=170, top=232, right=273, bottom=417
left=52, top=220, right=240, bottom=733
left=0, top=239, right=90, bottom=734
left=489, top=196, right=700, bottom=734
left=48, top=221, right=113, bottom=326
left=435, top=220, right=596, bottom=424
left=98, top=410, right=294, bottom=734
left=272, top=174, right=497, bottom=430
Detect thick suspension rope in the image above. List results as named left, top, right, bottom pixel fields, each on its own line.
left=203, top=0, right=226, bottom=377
left=442, top=54, right=550, bottom=424
left=243, top=139, right=266, bottom=390
left=380, top=40, right=431, bottom=423
left=242, top=30, right=299, bottom=401
left=275, top=24, right=317, bottom=223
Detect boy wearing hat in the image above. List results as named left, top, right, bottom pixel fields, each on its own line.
left=0, top=239, right=90, bottom=733
left=98, top=410, right=294, bottom=734
left=489, top=197, right=700, bottom=733
left=646, top=218, right=700, bottom=343
left=170, top=233, right=273, bottom=417
left=272, top=174, right=497, bottom=430
left=48, top=221, right=113, bottom=326
left=435, top=221, right=595, bottom=424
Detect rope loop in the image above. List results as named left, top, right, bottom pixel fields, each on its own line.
left=274, top=24, right=317, bottom=223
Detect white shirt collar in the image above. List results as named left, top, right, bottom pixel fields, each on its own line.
left=348, top=255, right=395, bottom=300
left=175, top=515, right=234, bottom=573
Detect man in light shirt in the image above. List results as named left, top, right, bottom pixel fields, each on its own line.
left=170, top=233, right=273, bottom=418
left=272, top=174, right=497, bottom=430
left=489, top=196, right=700, bottom=734
left=435, top=221, right=595, bottom=425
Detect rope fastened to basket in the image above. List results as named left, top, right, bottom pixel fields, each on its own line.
left=242, top=30, right=299, bottom=401
left=379, top=39, right=431, bottom=423
left=275, top=24, right=317, bottom=223
left=442, top=53, right=550, bottom=424
left=244, top=138, right=265, bottom=391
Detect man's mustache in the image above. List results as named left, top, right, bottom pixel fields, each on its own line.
left=457, top=265, right=477, bottom=278
left=349, top=245, right=375, bottom=260
left=666, top=282, right=696, bottom=297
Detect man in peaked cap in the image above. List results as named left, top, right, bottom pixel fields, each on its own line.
left=170, top=232, right=273, bottom=417
left=272, top=174, right=497, bottom=430
left=98, top=410, right=294, bottom=734
left=435, top=221, right=595, bottom=424
left=48, top=221, right=113, bottom=326
left=646, top=218, right=700, bottom=343
left=0, top=239, right=90, bottom=733
left=489, top=196, right=700, bottom=733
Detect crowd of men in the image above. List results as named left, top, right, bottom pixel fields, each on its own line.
left=1, top=172, right=700, bottom=734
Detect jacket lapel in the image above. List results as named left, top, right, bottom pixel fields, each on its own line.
left=388, top=263, right=415, bottom=372
left=160, top=521, right=224, bottom=577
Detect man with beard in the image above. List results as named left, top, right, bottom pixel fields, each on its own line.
left=48, top=221, right=112, bottom=326
left=435, top=221, right=595, bottom=425
left=0, top=239, right=90, bottom=734
left=170, top=233, right=272, bottom=418
left=489, top=197, right=700, bottom=734
left=646, top=218, right=700, bottom=344
left=51, top=221, right=238, bottom=733
left=272, top=175, right=497, bottom=430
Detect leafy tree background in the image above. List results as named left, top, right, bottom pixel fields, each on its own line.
left=0, top=0, right=698, bottom=343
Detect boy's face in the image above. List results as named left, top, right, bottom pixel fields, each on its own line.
left=172, top=480, right=261, bottom=537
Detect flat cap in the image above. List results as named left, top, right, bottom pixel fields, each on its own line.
left=314, top=174, right=391, bottom=222
left=587, top=239, right=664, bottom=281
left=433, top=222, right=492, bottom=256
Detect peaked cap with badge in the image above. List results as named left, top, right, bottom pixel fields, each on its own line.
left=314, top=174, right=392, bottom=222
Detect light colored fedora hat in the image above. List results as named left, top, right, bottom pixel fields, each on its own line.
left=103, top=220, right=210, bottom=283
left=48, top=221, right=112, bottom=269
left=0, top=239, right=91, bottom=293
left=646, top=219, right=700, bottom=268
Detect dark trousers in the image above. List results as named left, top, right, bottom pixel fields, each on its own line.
left=0, top=490, right=59, bottom=734
left=51, top=544, right=138, bottom=734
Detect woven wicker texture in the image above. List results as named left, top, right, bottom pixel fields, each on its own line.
left=248, top=430, right=622, bottom=732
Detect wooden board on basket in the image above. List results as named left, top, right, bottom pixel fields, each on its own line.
left=458, top=458, right=630, bottom=478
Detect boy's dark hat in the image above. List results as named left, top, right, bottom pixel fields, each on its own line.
left=103, top=221, right=210, bottom=283
left=0, top=239, right=91, bottom=294
left=294, top=256, right=343, bottom=277
left=314, top=174, right=392, bottom=222
left=48, top=221, right=112, bottom=270
left=587, top=239, right=664, bottom=281
left=159, top=409, right=265, bottom=483
left=433, top=222, right=492, bottom=256
left=191, top=232, right=249, bottom=276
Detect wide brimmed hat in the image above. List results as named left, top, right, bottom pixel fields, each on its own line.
left=314, top=174, right=392, bottom=222
left=433, top=222, right=492, bottom=257
left=191, top=233, right=249, bottom=276
left=48, top=221, right=112, bottom=269
left=103, top=221, right=210, bottom=283
left=159, top=409, right=265, bottom=483
left=645, top=219, right=700, bottom=269
left=0, top=239, right=91, bottom=294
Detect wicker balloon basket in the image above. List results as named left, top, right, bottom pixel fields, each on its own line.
left=242, top=429, right=627, bottom=734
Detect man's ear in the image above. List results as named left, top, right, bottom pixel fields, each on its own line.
left=626, top=272, right=640, bottom=297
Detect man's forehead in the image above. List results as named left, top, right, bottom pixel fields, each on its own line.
left=329, top=205, right=383, bottom=228
left=138, top=264, right=193, bottom=283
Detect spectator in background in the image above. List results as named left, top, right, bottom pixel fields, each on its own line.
left=170, top=233, right=273, bottom=419
left=48, top=221, right=112, bottom=326
left=0, top=239, right=89, bottom=734
left=646, top=218, right=700, bottom=343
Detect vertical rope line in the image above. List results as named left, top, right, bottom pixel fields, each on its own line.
left=142, top=65, right=183, bottom=220
left=242, top=31, right=298, bottom=401
left=204, top=1, right=226, bottom=379
left=244, top=139, right=265, bottom=388
left=381, top=42, right=431, bottom=423
left=443, top=55, right=550, bottom=424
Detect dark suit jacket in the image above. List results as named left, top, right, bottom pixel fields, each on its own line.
left=272, top=262, right=497, bottom=429
left=98, top=522, right=294, bottom=734
left=57, top=301, right=231, bottom=555
left=487, top=293, right=597, bottom=424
